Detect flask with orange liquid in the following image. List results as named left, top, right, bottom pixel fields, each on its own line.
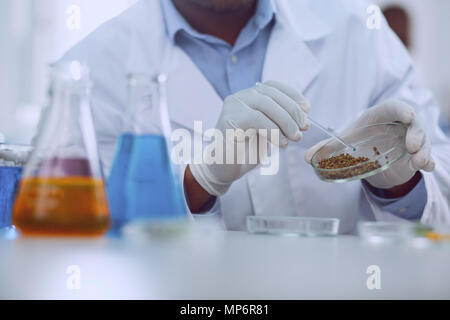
left=12, top=61, right=110, bottom=236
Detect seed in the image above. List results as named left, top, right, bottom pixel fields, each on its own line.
left=373, top=147, right=380, bottom=156
left=318, top=152, right=381, bottom=180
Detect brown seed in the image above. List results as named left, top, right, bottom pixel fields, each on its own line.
left=318, top=152, right=381, bottom=180
left=373, top=146, right=380, bottom=156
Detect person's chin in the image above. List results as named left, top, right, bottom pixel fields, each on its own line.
left=186, top=0, right=255, bottom=14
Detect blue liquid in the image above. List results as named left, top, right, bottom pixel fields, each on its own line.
left=0, top=166, right=23, bottom=228
left=126, top=135, right=186, bottom=221
left=107, top=134, right=135, bottom=231
left=107, top=134, right=186, bottom=230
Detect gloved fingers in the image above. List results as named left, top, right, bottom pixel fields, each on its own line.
left=405, top=119, right=426, bottom=154
left=238, top=89, right=302, bottom=142
left=404, top=116, right=434, bottom=171
left=250, top=109, right=290, bottom=147
left=423, top=158, right=436, bottom=172
left=305, top=138, right=333, bottom=164
left=225, top=95, right=290, bottom=146
left=408, top=137, right=434, bottom=172
left=263, top=80, right=311, bottom=113
left=367, top=100, right=415, bottom=125
left=255, top=82, right=309, bottom=131
left=409, top=150, right=435, bottom=172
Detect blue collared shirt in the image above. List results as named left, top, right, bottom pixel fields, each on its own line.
left=160, top=0, right=426, bottom=220
left=161, top=0, right=276, bottom=99
left=365, top=176, right=427, bottom=220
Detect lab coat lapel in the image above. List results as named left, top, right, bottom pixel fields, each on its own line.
left=262, top=2, right=327, bottom=92
left=167, top=46, right=223, bottom=133
left=125, top=0, right=222, bottom=133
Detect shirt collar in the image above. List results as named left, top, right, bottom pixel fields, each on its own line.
left=161, top=0, right=277, bottom=43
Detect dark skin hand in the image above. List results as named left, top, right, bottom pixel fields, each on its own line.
left=176, top=0, right=257, bottom=212
left=184, top=165, right=215, bottom=213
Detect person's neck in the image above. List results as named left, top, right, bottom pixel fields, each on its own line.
left=171, top=0, right=257, bottom=46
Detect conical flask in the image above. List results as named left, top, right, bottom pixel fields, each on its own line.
left=107, top=74, right=187, bottom=230
left=12, top=61, right=110, bottom=236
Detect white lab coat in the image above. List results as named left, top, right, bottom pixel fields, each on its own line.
left=60, top=0, right=450, bottom=233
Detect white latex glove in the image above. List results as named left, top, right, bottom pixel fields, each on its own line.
left=190, top=81, right=311, bottom=196
left=306, top=101, right=435, bottom=189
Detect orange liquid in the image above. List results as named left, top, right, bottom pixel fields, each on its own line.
left=12, top=177, right=110, bottom=236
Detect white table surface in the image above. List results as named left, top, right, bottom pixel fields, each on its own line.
left=1, top=225, right=450, bottom=300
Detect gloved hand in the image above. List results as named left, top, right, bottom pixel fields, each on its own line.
left=305, top=101, right=435, bottom=189
left=190, top=81, right=311, bottom=196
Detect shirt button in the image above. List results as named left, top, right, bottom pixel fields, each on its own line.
left=230, top=55, right=238, bottom=64
left=398, top=207, right=407, bottom=214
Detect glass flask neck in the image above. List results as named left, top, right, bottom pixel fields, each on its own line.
left=24, top=62, right=102, bottom=179
left=126, top=74, right=172, bottom=139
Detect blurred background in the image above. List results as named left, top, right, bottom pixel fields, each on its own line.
left=0, top=0, right=449, bottom=144
left=0, top=0, right=137, bottom=144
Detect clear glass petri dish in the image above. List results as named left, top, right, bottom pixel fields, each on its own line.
left=122, top=219, right=189, bottom=239
left=246, top=216, right=339, bottom=237
left=311, top=122, right=407, bottom=183
left=358, top=222, right=415, bottom=243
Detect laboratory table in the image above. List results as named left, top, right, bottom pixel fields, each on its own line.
left=1, top=227, right=450, bottom=299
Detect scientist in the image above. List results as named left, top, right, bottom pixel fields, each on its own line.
left=61, top=0, right=450, bottom=232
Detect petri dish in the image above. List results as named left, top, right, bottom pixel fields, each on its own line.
left=311, top=122, right=407, bottom=183
left=358, top=222, right=415, bottom=243
left=246, top=216, right=339, bottom=237
left=122, top=219, right=189, bottom=239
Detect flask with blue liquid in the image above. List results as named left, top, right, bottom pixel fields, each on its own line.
left=107, top=74, right=187, bottom=231
left=0, top=144, right=31, bottom=230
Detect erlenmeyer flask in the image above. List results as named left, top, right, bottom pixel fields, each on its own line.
left=0, top=144, right=31, bottom=229
left=12, top=61, right=110, bottom=236
left=107, top=74, right=187, bottom=230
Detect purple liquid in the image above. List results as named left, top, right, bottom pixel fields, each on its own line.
left=39, top=158, right=93, bottom=177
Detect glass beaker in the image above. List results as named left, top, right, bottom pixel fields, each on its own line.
left=0, top=144, right=31, bottom=229
left=12, top=61, right=110, bottom=236
left=107, top=74, right=187, bottom=231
